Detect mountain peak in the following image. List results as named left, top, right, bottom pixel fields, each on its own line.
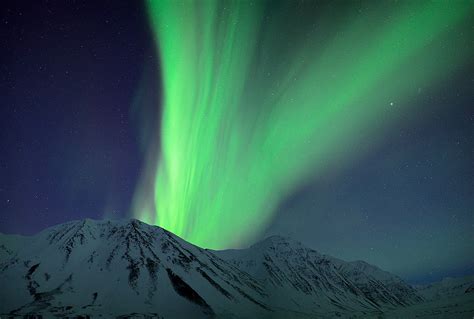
left=250, top=234, right=308, bottom=251
left=261, top=234, right=295, bottom=244
left=0, top=218, right=271, bottom=318
left=0, top=219, right=430, bottom=317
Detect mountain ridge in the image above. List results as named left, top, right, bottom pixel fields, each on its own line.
left=0, top=218, right=471, bottom=318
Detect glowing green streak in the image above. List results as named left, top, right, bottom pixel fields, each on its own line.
left=134, top=0, right=472, bottom=248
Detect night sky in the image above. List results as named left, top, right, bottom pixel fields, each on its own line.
left=1, top=0, right=473, bottom=284
left=1, top=1, right=158, bottom=232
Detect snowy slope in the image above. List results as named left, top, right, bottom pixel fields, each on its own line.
left=416, top=275, right=474, bottom=301
left=0, top=219, right=271, bottom=318
left=216, top=236, right=421, bottom=316
left=2, top=219, right=461, bottom=318
left=332, top=259, right=423, bottom=307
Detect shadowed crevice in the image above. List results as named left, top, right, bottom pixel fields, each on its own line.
left=166, top=268, right=215, bottom=317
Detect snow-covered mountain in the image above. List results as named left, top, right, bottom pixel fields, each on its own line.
left=0, top=219, right=442, bottom=318
left=374, top=276, right=474, bottom=318
left=216, top=236, right=421, bottom=317
left=416, top=275, right=474, bottom=301
left=0, top=219, right=270, bottom=318
left=333, top=259, right=423, bottom=307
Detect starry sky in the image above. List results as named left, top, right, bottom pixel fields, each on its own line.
left=1, top=0, right=473, bottom=284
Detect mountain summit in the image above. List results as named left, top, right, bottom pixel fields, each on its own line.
left=216, top=234, right=422, bottom=316
left=0, top=219, right=471, bottom=318
left=0, top=219, right=268, bottom=318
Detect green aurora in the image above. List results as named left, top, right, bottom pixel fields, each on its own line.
left=133, top=0, right=473, bottom=249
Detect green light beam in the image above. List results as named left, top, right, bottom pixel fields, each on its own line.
left=133, top=0, right=472, bottom=249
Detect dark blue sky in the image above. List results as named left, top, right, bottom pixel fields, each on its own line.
left=1, top=1, right=158, bottom=234
left=265, top=74, right=474, bottom=282
left=0, top=0, right=472, bottom=283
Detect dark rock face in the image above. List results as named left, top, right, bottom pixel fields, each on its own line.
left=166, top=268, right=215, bottom=317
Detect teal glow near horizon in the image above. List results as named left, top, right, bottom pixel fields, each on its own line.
left=133, top=0, right=472, bottom=249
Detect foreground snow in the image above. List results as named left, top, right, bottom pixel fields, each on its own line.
left=363, top=294, right=474, bottom=319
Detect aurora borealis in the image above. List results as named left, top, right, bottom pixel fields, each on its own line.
left=133, top=0, right=472, bottom=249
left=1, top=0, right=473, bottom=283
